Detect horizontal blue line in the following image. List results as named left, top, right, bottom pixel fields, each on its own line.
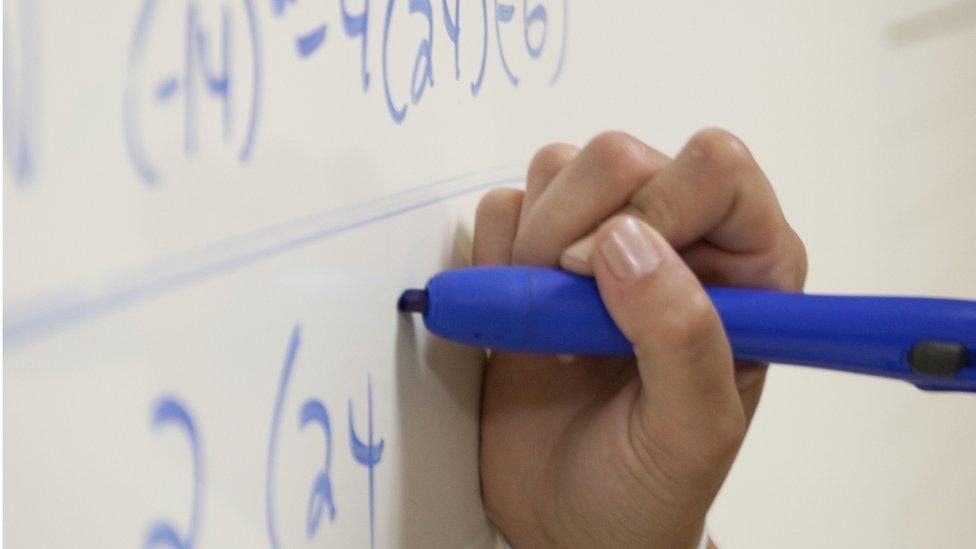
left=4, top=168, right=523, bottom=348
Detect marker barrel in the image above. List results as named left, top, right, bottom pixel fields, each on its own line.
left=420, top=267, right=976, bottom=392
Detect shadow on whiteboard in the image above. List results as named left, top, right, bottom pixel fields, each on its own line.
left=394, top=237, right=499, bottom=548
left=886, top=0, right=976, bottom=46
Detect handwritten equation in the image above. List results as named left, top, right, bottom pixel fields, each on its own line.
left=124, top=0, right=261, bottom=184
left=145, top=325, right=384, bottom=548
left=123, top=0, right=568, bottom=184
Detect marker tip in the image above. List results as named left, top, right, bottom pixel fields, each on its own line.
left=397, top=289, right=428, bottom=314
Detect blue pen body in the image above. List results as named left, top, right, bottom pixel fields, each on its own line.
left=420, top=267, right=976, bottom=392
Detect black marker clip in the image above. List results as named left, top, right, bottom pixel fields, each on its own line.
left=909, top=341, right=968, bottom=377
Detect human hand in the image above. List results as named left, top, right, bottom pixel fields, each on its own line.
left=474, top=130, right=807, bottom=548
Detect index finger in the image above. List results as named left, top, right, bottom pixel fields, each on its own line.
left=512, top=131, right=670, bottom=266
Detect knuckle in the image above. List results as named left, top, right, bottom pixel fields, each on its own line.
left=650, top=411, right=746, bottom=481
left=664, top=290, right=721, bottom=349
left=678, top=414, right=747, bottom=478
left=584, top=130, right=656, bottom=184
left=791, top=229, right=809, bottom=289
left=712, top=411, right=748, bottom=450
left=628, top=188, right=675, bottom=234
left=527, top=142, right=578, bottom=184
left=694, top=414, right=747, bottom=468
left=511, top=233, right=529, bottom=262
left=762, top=227, right=809, bottom=291
left=753, top=250, right=794, bottom=290
left=511, top=232, right=542, bottom=265
left=687, top=127, right=755, bottom=175
left=769, top=258, right=795, bottom=291
left=475, top=188, right=522, bottom=226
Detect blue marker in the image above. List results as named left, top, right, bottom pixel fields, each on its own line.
left=398, top=267, right=976, bottom=392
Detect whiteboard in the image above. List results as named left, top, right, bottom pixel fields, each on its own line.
left=5, top=1, right=976, bottom=547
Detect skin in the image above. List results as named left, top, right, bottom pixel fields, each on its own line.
left=472, top=129, right=808, bottom=548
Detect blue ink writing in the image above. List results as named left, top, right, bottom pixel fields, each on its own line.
left=471, top=0, right=488, bottom=96
left=442, top=0, right=460, bottom=80
left=382, top=0, right=407, bottom=123
left=265, top=324, right=382, bottom=547
left=144, top=397, right=203, bottom=549
left=271, top=0, right=329, bottom=58
left=349, top=375, right=384, bottom=549
left=265, top=324, right=301, bottom=549
left=341, top=0, right=371, bottom=90
left=155, top=77, right=181, bottom=101
left=124, top=0, right=261, bottom=184
left=240, top=0, right=261, bottom=161
left=3, top=0, right=37, bottom=184
left=300, top=398, right=337, bottom=537
left=548, top=0, right=566, bottom=84
left=296, top=25, right=328, bottom=56
left=523, top=0, right=546, bottom=58
left=409, top=0, right=435, bottom=103
left=493, top=0, right=518, bottom=86
left=271, top=0, right=294, bottom=15
left=123, top=0, right=564, bottom=178
left=191, top=5, right=233, bottom=141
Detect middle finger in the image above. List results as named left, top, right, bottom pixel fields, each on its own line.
left=513, top=131, right=670, bottom=266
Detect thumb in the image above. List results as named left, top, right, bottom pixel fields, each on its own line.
left=592, top=215, right=745, bottom=467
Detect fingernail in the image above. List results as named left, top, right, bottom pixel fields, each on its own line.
left=599, top=216, right=662, bottom=281
left=560, top=236, right=595, bottom=275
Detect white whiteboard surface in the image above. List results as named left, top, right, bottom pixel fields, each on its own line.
left=4, top=1, right=976, bottom=548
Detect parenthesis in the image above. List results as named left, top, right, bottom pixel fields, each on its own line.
left=238, top=0, right=261, bottom=163
left=266, top=325, right=301, bottom=549
left=124, top=0, right=161, bottom=184
left=548, top=0, right=566, bottom=85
